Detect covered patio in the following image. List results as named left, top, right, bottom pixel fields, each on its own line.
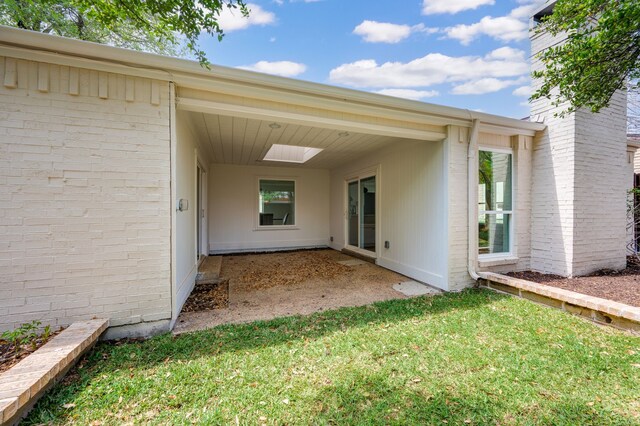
left=165, top=58, right=545, bottom=333
left=172, top=80, right=458, bottom=322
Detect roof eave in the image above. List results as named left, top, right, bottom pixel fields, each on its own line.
left=0, top=25, right=546, bottom=134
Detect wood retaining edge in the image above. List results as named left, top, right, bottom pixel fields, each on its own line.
left=480, top=272, right=640, bottom=332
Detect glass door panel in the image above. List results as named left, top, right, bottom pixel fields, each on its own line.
left=360, top=176, right=376, bottom=252
left=347, top=181, right=359, bottom=247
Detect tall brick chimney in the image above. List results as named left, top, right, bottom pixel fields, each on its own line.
left=529, top=1, right=628, bottom=276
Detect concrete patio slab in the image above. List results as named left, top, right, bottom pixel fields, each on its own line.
left=393, top=281, right=440, bottom=297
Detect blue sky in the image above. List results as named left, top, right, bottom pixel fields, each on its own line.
left=201, top=0, right=545, bottom=118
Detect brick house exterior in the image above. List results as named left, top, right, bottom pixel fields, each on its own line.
left=0, top=1, right=630, bottom=337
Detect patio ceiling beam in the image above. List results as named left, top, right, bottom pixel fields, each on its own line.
left=175, top=77, right=471, bottom=129
left=177, top=97, right=447, bottom=141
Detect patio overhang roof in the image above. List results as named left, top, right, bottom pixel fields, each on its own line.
left=0, top=25, right=545, bottom=139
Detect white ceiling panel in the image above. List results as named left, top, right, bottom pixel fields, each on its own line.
left=187, top=111, right=418, bottom=169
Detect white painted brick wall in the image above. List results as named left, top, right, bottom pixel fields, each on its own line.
left=530, top=28, right=627, bottom=276
left=0, top=56, right=172, bottom=332
left=446, top=126, right=474, bottom=291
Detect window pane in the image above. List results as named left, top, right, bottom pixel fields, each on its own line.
left=259, top=180, right=295, bottom=226
left=478, top=213, right=510, bottom=255
left=479, top=151, right=512, bottom=211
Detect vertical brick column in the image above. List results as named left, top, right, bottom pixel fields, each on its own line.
left=530, top=20, right=627, bottom=276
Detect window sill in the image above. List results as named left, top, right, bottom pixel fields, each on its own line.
left=254, top=226, right=299, bottom=231
left=478, top=256, right=519, bottom=268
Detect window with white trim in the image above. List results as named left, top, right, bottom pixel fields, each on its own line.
left=478, top=150, right=513, bottom=255
left=259, top=179, right=295, bottom=226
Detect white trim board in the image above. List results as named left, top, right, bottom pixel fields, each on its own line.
left=377, top=257, right=446, bottom=290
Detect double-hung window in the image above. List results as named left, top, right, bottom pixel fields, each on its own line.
left=478, top=149, right=513, bottom=256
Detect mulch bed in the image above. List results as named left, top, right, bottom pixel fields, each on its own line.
left=181, top=280, right=229, bottom=312
left=508, top=259, right=640, bottom=307
left=0, top=327, right=64, bottom=374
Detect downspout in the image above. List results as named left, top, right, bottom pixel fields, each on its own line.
left=467, top=117, right=481, bottom=281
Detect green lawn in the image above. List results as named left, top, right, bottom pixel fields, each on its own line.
left=26, top=290, right=639, bottom=425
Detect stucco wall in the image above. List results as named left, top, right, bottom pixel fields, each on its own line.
left=208, top=164, right=330, bottom=252
left=329, top=139, right=448, bottom=289
left=0, top=56, right=172, bottom=333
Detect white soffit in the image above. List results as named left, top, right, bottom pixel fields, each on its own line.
left=263, top=144, right=323, bottom=164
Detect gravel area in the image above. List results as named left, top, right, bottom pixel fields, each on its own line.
left=174, top=249, right=439, bottom=334
left=508, top=262, right=640, bottom=307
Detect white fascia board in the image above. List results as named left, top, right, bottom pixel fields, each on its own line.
left=479, top=123, right=537, bottom=137
left=0, top=25, right=545, bottom=134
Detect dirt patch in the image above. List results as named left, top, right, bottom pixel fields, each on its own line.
left=224, top=249, right=354, bottom=290
left=508, top=261, right=640, bottom=307
left=181, top=280, right=230, bottom=312
left=0, top=327, right=64, bottom=374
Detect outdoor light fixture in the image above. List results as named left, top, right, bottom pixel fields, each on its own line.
left=269, top=122, right=281, bottom=129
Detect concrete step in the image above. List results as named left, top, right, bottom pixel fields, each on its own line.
left=196, top=256, right=222, bottom=284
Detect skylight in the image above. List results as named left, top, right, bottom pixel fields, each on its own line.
left=263, top=144, right=323, bottom=164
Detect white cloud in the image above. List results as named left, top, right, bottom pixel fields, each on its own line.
left=353, top=21, right=409, bottom=44
left=374, top=89, right=439, bottom=100
left=352, top=21, right=435, bottom=44
left=422, top=0, right=494, bottom=15
left=329, top=47, right=529, bottom=89
left=513, top=85, right=532, bottom=97
left=485, top=46, right=525, bottom=61
left=451, top=77, right=524, bottom=95
left=218, top=3, right=275, bottom=32
left=238, top=60, right=307, bottom=77
left=444, top=9, right=528, bottom=45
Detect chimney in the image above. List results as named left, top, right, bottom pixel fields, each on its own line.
left=529, top=1, right=628, bottom=276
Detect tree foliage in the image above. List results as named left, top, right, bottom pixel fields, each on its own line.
left=531, top=0, right=640, bottom=115
left=0, top=0, right=248, bottom=65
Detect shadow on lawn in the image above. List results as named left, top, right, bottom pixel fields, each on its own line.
left=47, top=289, right=495, bottom=370
left=123, top=289, right=501, bottom=365
left=26, top=290, right=512, bottom=423
left=25, top=289, right=640, bottom=425
left=314, top=371, right=632, bottom=425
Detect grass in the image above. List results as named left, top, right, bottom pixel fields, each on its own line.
left=26, top=289, right=640, bottom=425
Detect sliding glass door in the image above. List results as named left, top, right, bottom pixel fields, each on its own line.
left=346, top=175, right=376, bottom=254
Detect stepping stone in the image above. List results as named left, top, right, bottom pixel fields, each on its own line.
left=393, top=281, right=440, bottom=296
